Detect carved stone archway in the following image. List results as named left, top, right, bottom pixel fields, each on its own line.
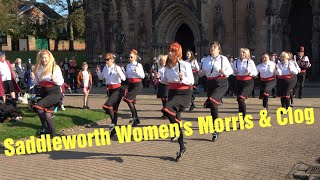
left=153, top=2, right=202, bottom=58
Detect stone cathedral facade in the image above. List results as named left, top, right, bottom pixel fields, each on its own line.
left=84, top=0, right=320, bottom=79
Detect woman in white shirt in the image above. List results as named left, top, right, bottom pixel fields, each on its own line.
left=160, top=42, right=194, bottom=161
left=96, top=53, right=126, bottom=137
left=277, top=51, right=299, bottom=110
left=155, top=55, right=168, bottom=118
left=201, top=41, right=233, bottom=141
left=256, top=53, right=280, bottom=110
left=185, top=50, right=199, bottom=111
left=233, top=48, right=258, bottom=118
left=31, top=50, right=64, bottom=138
left=288, top=52, right=300, bottom=107
left=124, top=49, right=145, bottom=126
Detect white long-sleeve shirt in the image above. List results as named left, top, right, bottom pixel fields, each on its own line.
left=277, top=61, right=299, bottom=76
left=185, top=59, right=200, bottom=72
left=291, top=60, right=301, bottom=73
left=97, top=64, right=126, bottom=85
left=158, top=66, right=165, bottom=80
left=233, top=58, right=258, bottom=77
left=0, top=61, right=12, bottom=81
left=32, top=65, right=64, bottom=86
left=160, top=60, right=194, bottom=86
left=256, top=61, right=280, bottom=78
left=126, top=62, right=145, bottom=79
left=201, top=55, right=233, bottom=78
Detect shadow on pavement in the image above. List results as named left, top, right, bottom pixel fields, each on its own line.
left=47, top=150, right=176, bottom=162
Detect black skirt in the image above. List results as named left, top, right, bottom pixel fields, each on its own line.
left=277, top=77, right=295, bottom=97
left=34, top=86, right=61, bottom=112
left=164, top=88, right=192, bottom=116
left=104, top=87, right=124, bottom=109
left=124, top=81, right=143, bottom=102
left=206, top=78, right=228, bottom=105
left=259, top=79, right=276, bottom=98
left=236, top=79, right=254, bottom=98
left=157, top=83, right=169, bottom=99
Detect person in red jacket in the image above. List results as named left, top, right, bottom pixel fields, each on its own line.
left=0, top=52, right=21, bottom=106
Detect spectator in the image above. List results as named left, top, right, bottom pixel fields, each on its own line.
left=68, top=58, right=78, bottom=92
left=15, top=58, right=27, bottom=93
left=77, top=62, right=92, bottom=109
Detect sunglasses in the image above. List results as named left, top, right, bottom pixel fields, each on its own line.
left=105, top=58, right=112, bottom=61
left=129, top=56, right=134, bottom=59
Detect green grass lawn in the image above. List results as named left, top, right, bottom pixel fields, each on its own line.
left=0, top=105, right=107, bottom=143
left=4, top=51, right=87, bottom=64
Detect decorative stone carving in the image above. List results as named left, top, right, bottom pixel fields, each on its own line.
left=246, top=0, right=256, bottom=50
left=272, top=17, right=282, bottom=53
left=138, top=14, right=147, bottom=54
left=127, top=0, right=134, bottom=12
left=313, top=16, right=320, bottom=32
left=266, top=0, right=283, bottom=16
left=113, top=12, right=125, bottom=54
left=213, top=2, right=225, bottom=43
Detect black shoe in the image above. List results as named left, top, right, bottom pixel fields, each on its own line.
left=82, top=106, right=86, bottom=109
left=212, top=132, right=220, bottom=142
left=129, top=118, right=140, bottom=126
left=109, top=124, right=116, bottom=138
left=86, top=106, right=90, bottom=109
left=189, top=104, right=195, bottom=111
left=36, top=127, right=48, bottom=137
left=176, top=148, right=187, bottom=162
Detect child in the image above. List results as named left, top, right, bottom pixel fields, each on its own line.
left=77, top=62, right=92, bottom=109
left=60, top=82, right=72, bottom=110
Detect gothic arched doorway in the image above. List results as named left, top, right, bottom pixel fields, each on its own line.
left=289, top=0, right=313, bottom=54
left=175, top=23, right=195, bottom=60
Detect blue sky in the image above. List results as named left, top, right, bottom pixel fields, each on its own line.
left=37, top=0, right=68, bottom=15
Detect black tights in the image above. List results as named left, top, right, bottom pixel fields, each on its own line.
left=237, top=98, right=246, bottom=116
left=167, top=113, right=185, bottom=150
left=36, top=109, right=55, bottom=137
left=127, top=102, right=138, bottom=119
left=263, top=96, right=269, bottom=109
left=281, top=98, right=290, bottom=109
left=104, top=108, right=119, bottom=125
left=209, top=102, right=218, bottom=120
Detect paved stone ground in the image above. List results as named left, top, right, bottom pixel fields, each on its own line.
left=1, top=83, right=320, bottom=180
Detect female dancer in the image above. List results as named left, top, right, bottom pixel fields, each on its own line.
left=201, top=41, right=233, bottom=141
left=155, top=55, right=169, bottom=118
left=185, top=50, right=199, bottom=111
left=31, top=50, right=64, bottom=137
left=124, top=49, right=145, bottom=126
left=288, top=52, right=300, bottom=107
left=277, top=52, right=298, bottom=110
left=161, top=42, right=194, bottom=161
left=96, top=53, right=126, bottom=137
left=256, top=53, right=279, bottom=110
left=233, top=48, right=258, bottom=117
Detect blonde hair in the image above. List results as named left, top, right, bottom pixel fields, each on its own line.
left=239, top=48, right=251, bottom=60
left=280, top=51, right=290, bottom=60
left=34, top=50, right=57, bottom=80
left=158, top=54, right=168, bottom=66
left=15, top=58, right=22, bottom=64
